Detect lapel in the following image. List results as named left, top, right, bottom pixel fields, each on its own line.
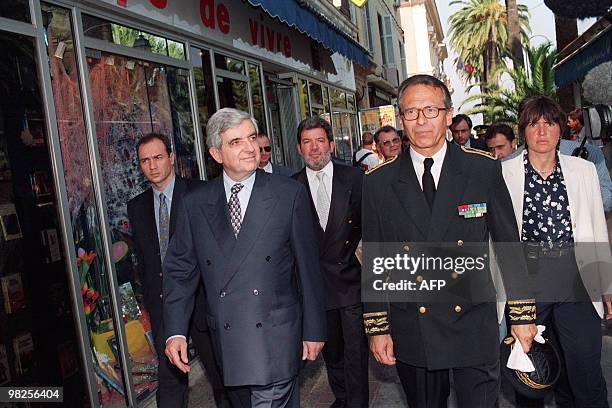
left=222, top=171, right=278, bottom=288
left=141, top=188, right=161, bottom=255
left=295, top=168, right=325, bottom=242
left=559, top=154, right=579, bottom=223
left=169, top=177, right=186, bottom=238
left=391, top=153, right=431, bottom=238
left=203, top=177, right=235, bottom=258
left=502, top=154, right=526, bottom=235
left=324, top=163, right=351, bottom=245
left=427, top=143, right=469, bottom=241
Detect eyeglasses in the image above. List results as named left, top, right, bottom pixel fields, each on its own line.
left=400, top=106, right=447, bottom=121
left=259, top=146, right=271, bottom=153
left=380, top=137, right=401, bottom=147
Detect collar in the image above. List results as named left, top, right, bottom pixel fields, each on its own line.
left=409, top=141, right=447, bottom=165
left=223, top=170, right=256, bottom=194
left=305, top=159, right=334, bottom=182
left=153, top=174, right=176, bottom=201
left=262, top=162, right=273, bottom=173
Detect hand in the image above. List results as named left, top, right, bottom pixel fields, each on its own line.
left=603, top=294, right=612, bottom=317
left=369, top=334, right=396, bottom=365
left=510, top=324, right=537, bottom=353
left=165, top=337, right=190, bottom=373
left=302, top=341, right=324, bottom=361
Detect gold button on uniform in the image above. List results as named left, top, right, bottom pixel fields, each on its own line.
left=419, top=306, right=426, bottom=314
left=457, top=240, right=464, bottom=247
left=454, top=305, right=462, bottom=313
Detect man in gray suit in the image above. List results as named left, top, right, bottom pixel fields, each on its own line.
left=257, top=133, right=293, bottom=176
left=163, top=108, right=326, bottom=407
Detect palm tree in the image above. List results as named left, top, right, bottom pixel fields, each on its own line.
left=461, top=42, right=557, bottom=126
left=506, top=0, right=523, bottom=68
left=448, top=0, right=531, bottom=87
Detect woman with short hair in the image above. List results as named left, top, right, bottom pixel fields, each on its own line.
left=501, top=95, right=611, bottom=407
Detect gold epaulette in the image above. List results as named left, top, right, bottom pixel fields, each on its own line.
left=365, top=155, right=397, bottom=175
left=507, top=299, right=536, bottom=323
left=363, top=311, right=390, bottom=335
left=461, top=146, right=495, bottom=160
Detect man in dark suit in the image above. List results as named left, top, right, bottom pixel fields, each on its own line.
left=450, top=114, right=487, bottom=151
left=127, top=133, right=226, bottom=408
left=257, top=133, right=293, bottom=176
left=293, top=117, right=368, bottom=408
left=363, top=75, right=537, bottom=407
left=163, top=108, right=326, bottom=407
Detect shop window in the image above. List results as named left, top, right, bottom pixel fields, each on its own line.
left=322, top=86, right=330, bottom=115
left=217, top=76, right=248, bottom=113
left=81, top=14, right=186, bottom=61
left=192, top=47, right=221, bottom=180
left=309, top=83, right=323, bottom=106
left=85, top=46, right=198, bottom=403
left=214, top=53, right=245, bottom=75
left=41, top=4, right=126, bottom=405
left=347, top=93, right=356, bottom=111
left=297, top=79, right=309, bottom=119
left=248, top=64, right=266, bottom=133
left=0, top=0, right=30, bottom=23
left=330, top=88, right=347, bottom=110
left=0, top=27, right=87, bottom=403
left=331, top=112, right=354, bottom=163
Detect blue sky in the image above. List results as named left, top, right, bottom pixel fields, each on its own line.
left=436, top=0, right=595, bottom=124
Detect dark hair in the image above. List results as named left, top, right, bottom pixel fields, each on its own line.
left=397, top=74, right=452, bottom=111
left=297, top=116, right=333, bottom=143
left=484, top=123, right=515, bottom=143
left=450, top=114, right=472, bottom=131
left=373, top=125, right=398, bottom=144
left=518, top=96, right=568, bottom=140
left=361, top=131, right=374, bottom=145
left=136, top=133, right=172, bottom=158
left=567, top=109, right=584, bottom=126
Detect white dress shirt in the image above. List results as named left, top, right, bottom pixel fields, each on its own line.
left=261, top=162, right=273, bottom=174
left=409, top=142, right=447, bottom=189
left=223, top=171, right=256, bottom=222
left=305, top=160, right=333, bottom=204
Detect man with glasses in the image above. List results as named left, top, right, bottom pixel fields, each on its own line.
left=362, top=75, right=536, bottom=407
left=256, top=133, right=293, bottom=176
left=374, top=125, right=402, bottom=161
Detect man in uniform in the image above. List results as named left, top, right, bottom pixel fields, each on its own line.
left=362, top=75, right=536, bottom=407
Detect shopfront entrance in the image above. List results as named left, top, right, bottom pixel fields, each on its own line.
left=265, top=76, right=300, bottom=171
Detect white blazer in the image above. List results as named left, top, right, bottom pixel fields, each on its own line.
left=501, top=153, right=612, bottom=318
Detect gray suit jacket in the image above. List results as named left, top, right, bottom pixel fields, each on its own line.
left=163, top=170, right=326, bottom=386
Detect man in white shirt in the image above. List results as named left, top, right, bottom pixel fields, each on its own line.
left=353, top=131, right=380, bottom=171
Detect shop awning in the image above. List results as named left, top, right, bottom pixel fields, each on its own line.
left=246, top=0, right=369, bottom=67
left=554, top=26, right=612, bottom=87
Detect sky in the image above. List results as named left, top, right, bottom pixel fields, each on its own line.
left=436, top=0, right=595, bottom=124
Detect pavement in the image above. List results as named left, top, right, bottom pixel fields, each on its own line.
left=184, top=332, right=612, bottom=407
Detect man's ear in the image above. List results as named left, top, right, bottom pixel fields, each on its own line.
left=169, top=151, right=176, bottom=165
left=445, top=107, right=454, bottom=127
left=209, top=147, right=223, bottom=164
left=297, top=143, right=303, bottom=156
left=512, top=139, right=517, bottom=149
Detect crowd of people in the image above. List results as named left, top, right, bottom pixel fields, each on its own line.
left=127, top=74, right=611, bottom=408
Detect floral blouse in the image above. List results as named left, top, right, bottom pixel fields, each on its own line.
left=520, top=150, right=573, bottom=247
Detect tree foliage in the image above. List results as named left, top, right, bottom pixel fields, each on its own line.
left=462, top=42, right=557, bottom=125
left=448, top=0, right=531, bottom=86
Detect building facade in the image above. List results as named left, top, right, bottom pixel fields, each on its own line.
left=0, top=0, right=367, bottom=406
left=398, top=0, right=449, bottom=87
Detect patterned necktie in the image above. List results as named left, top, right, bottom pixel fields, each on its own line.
left=158, top=193, right=170, bottom=259
left=228, top=183, right=244, bottom=238
left=316, top=172, right=330, bottom=231
left=423, top=157, right=436, bottom=209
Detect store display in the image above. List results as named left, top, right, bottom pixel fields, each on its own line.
left=1, top=273, right=26, bottom=314
left=12, top=332, right=35, bottom=375
left=0, top=204, right=22, bottom=241
left=30, top=171, right=53, bottom=207
left=0, top=344, right=10, bottom=385
left=41, top=228, right=62, bottom=263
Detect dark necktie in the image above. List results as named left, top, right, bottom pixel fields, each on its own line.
left=228, top=183, right=244, bottom=238
left=423, top=157, right=436, bottom=209
left=158, top=193, right=169, bottom=260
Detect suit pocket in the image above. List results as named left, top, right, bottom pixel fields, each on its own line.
left=270, top=303, right=300, bottom=327
left=206, top=314, right=217, bottom=331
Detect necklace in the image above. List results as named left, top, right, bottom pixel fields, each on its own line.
left=531, top=162, right=556, bottom=175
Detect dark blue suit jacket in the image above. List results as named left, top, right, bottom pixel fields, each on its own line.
left=163, top=170, right=326, bottom=386
left=271, top=163, right=294, bottom=177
